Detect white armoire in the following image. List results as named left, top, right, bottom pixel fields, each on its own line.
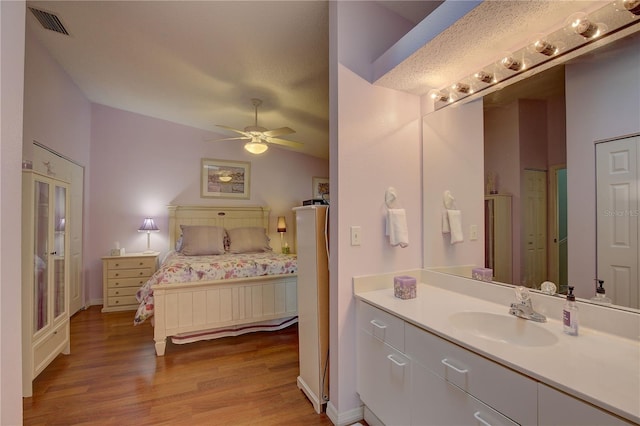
left=22, top=170, right=71, bottom=397
left=293, top=205, right=329, bottom=413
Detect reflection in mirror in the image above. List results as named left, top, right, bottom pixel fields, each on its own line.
left=483, top=65, right=568, bottom=293
left=425, top=31, right=640, bottom=312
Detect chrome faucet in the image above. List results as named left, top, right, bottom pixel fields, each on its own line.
left=509, top=286, right=546, bottom=323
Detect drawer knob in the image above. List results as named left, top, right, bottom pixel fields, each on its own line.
left=115, top=263, right=119, bottom=267
left=139, top=262, right=143, bottom=265
left=115, top=291, right=119, bottom=295
left=441, top=358, right=469, bottom=374
left=115, top=273, right=119, bottom=277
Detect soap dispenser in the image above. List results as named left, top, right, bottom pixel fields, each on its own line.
left=563, top=286, right=579, bottom=336
left=590, top=279, right=612, bottom=305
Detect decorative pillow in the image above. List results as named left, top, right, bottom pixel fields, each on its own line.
left=227, top=227, right=272, bottom=253
left=179, top=225, right=226, bottom=255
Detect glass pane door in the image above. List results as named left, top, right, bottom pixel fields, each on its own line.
left=34, top=180, right=49, bottom=333
left=53, top=185, right=66, bottom=319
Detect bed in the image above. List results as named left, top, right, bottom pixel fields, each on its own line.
left=135, top=205, right=298, bottom=356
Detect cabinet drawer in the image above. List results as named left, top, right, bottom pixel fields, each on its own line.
left=356, top=300, right=405, bottom=351
left=108, top=295, right=138, bottom=307
left=107, top=287, right=139, bottom=297
left=107, top=276, right=149, bottom=288
left=107, top=268, right=153, bottom=279
left=406, top=323, right=537, bottom=426
left=107, top=257, right=156, bottom=270
left=538, top=383, right=633, bottom=425
left=33, top=321, right=68, bottom=375
left=412, top=363, right=517, bottom=426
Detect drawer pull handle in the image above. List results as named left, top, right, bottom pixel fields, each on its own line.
left=370, top=319, right=387, bottom=330
left=387, top=354, right=406, bottom=367
left=441, top=358, right=468, bottom=374
left=473, top=411, right=492, bottom=426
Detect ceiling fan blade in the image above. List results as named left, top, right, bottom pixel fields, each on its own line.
left=266, top=137, right=304, bottom=149
left=263, top=127, right=295, bottom=138
left=211, top=136, right=250, bottom=142
left=216, top=124, right=250, bottom=137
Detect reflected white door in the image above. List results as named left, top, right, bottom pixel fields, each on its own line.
left=523, top=170, right=547, bottom=288
left=596, top=136, right=639, bottom=309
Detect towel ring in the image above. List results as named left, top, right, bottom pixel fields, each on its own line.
left=443, top=190, right=456, bottom=209
left=385, top=187, right=400, bottom=209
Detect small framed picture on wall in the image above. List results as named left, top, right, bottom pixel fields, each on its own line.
left=312, top=176, right=329, bottom=200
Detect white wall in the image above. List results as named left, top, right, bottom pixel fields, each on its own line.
left=331, top=2, right=423, bottom=422
left=566, top=40, right=640, bottom=299
left=0, top=2, right=26, bottom=423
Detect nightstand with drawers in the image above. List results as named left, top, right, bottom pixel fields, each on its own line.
left=101, top=252, right=159, bottom=312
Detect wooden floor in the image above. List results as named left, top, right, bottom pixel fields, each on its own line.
left=23, top=306, right=335, bottom=425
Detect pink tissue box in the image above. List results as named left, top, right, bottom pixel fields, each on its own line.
left=472, top=267, right=493, bottom=282
left=394, top=276, right=417, bottom=299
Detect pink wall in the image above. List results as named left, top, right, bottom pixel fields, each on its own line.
left=1, top=2, right=26, bottom=423
left=423, top=99, right=485, bottom=269
left=23, top=30, right=92, bottom=167
left=485, top=104, right=520, bottom=283
left=331, top=1, right=423, bottom=420
left=566, top=40, right=640, bottom=299
left=88, top=104, right=328, bottom=303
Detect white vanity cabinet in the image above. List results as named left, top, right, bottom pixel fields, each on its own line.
left=405, top=322, right=537, bottom=426
left=356, top=300, right=537, bottom=426
left=538, top=383, right=633, bottom=425
left=356, top=300, right=411, bottom=426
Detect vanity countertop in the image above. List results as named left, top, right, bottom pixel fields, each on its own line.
left=355, top=281, right=640, bottom=424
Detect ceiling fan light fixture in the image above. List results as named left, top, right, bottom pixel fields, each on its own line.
left=244, top=140, right=268, bottom=154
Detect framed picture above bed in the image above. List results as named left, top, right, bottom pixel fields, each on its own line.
left=201, top=158, right=251, bottom=199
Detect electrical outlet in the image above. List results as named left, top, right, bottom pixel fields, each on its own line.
left=351, top=226, right=361, bottom=246
left=470, top=224, right=478, bottom=241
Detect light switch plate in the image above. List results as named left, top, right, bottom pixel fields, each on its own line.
left=350, top=226, right=361, bottom=246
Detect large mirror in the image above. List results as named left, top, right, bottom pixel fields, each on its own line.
left=424, top=30, right=640, bottom=311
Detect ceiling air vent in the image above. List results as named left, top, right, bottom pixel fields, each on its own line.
left=29, top=7, right=69, bottom=35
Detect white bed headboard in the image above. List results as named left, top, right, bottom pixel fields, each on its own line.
left=168, top=205, right=270, bottom=249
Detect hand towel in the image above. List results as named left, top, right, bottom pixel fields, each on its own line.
left=386, top=208, right=409, bottom=248
left=442, top=211, right=450, bottom=233
left=447, top=209, right=464, bottom=244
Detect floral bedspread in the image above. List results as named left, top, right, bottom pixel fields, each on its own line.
left=134, top=251, right=297, bottom=325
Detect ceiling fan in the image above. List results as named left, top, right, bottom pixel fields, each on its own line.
left=213, top=98, right=303, bottom=154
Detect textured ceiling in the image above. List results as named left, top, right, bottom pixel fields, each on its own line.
left=375, top=1, right=608, bottom=94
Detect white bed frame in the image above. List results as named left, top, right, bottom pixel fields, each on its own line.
left=151, top=205, right=297, bottom=356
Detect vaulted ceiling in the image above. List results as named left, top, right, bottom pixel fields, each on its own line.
left=26, top=1, right=631, bottom=160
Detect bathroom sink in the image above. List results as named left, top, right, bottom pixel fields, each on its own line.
left=449, top=311, right=558, bottom=347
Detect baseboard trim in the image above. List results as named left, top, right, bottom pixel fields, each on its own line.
left=297, top=376, right=324, bottom=414
left=326, top=402, right=364, bottom=426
